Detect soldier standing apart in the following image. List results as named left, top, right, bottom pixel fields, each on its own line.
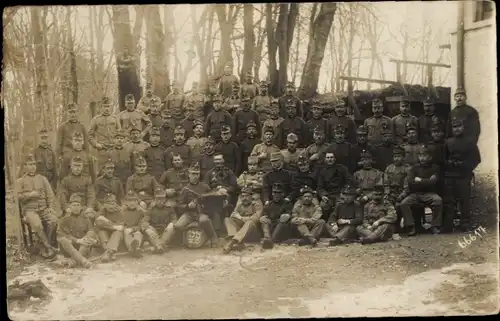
left=56, top=103, right=90, bottom=159
left=57, top=194, right=98, bottom=268
left=232, top=96, right=261, bottom=144
left=261, top=99, right=284, bottom=143
left=164, top=126, right=192, bottom=169
left=356, top=182, right=397, bottom=244
left=94, top=194, right=124, bottom=262
left=95, top=158, right=125, bottom=209
left=399, top=146, right=443, bottom=236
left=240, top=122, right=261, bottom=173
left=328, top=99, right=356, bottom=144
left=204, top=94, right=233, bottom=143
left=137, top=81, right=160, bottom=115
left=259, top=183, right=294, bottom=248
left=353, top=150, right=383, bottom=202
left=279, top=82, right=303, bottom=119
left=34, top=128, right=58, bottom=191
left=240, top=72, right=258, bottom=100
left=392, top=97, right=418, bottom=146
left=219, top=63, right=240, bottom=99
left=364, top=98, right=393, bottom=147
left=118, top=93, right=151, bottom=141
left=446, top=87, right=480, bottom=145
left=222, top=186, right=263, bottom=254
left=326, top=185, right=363, bottom=246
left=88, top=97, right=121, bottom=170
left=143, top=127, right=167, bottom=182
left=214, top=125, right=241, bottom=174
left=289, top=186, right=325, bottom=247
left=126, top=156, right=162, bottom=208
left=109, top=130, right=132, bottom=189
left=277, top=99, right=307, bottom=148
left=16, top=154, right=58, bottom=258
left=186, top=120, right=208, bottom=161
left=252, top=127, right=281, bottom=172
left=252, top=81, right=272, bottom=122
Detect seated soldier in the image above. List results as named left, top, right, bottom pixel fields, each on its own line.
left=222, top=186, right=263, bottom=254
left=148, top=187, right=178, bottom=248
left=289, top=186, right=325, bottom=246
left=399, top=145, right=443, bottom=236
left=95, top=157, right=125, bottom=210
left=326, top=185, right=363, bottom=246
left=94, top=194, right=125, bottom=262
left=17, top=153, right=58, bottom=258
left=259, top=183, right=294, bottom=249
left=356, top=182, right=397, bottom=245
left=237, top=155, right=264, bottom=206
left=290, top=155, right=319, bottom=204
left=353, top=150, right=383, bottom=203
left=57, top=194, right=99, bottom=268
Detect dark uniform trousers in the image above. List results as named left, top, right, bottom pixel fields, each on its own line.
left=58, top=230, right=98, bottom=266
left=326, top=224, right=358, bottom=242
left=94, top=215, right=124, bottom=252
left=224, top=216, right=261, bottom=243
left=443, top=174, right=473, bottom=229
left=163, top=213, right=217, bottom=245
left=355, top=223, right=395, bottom=242
left=400, top=193, right=443, bottom=227
left=259, top=217, right=292, bottom=243
left=25, top=208, right=59, bottom=248
left=291, top=219, right=326, bottom=239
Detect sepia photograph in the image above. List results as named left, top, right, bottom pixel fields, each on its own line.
left=4, top=1, right=499, bottom=319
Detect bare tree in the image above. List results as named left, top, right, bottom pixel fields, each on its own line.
left=240, top=4, right=255, bottom=80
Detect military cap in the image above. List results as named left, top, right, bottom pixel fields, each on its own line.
left=135, top=155, right=147, bottom=166
left=72, top=131, right=84, bottom=139
left=341, top=185, right=357, bottom=195
left=334, top=124, right=346, bottom=134
left=101, top=96, right=111, bottom=105
left=418, top=144, right=430, bottom=155
left=174, top=126, right=186, bottom=135
left=300, top=185, right=314, bottom=195
left=372, top=98, right=384, bottom=106
left=125, top=94, right=135, bottom=101
left=270, top=98, right=280, bottom=105
left=400, top=96, right=410, bottom=104
left=150, top=126, right=161, bottom=136
left=221, top=125, right=231, bottom=134
left=124, top=190, right=139, bottom=201
left=24, top=153, right=36, bottom=163
left=129, top=125, right=141, bottom=133
left=297, top=154, right=309, bottom=165
left=406, top=122, right=417, bottom=131
left=205, top=136, right=216, bottom=145
left=212, top=94, right=223, bottom=102
left=335, top=98, right=347, bottom=107
left=71, top=155, right=84, bottom=164
left=67, top=103, right=77, bottom=111
left=240, top=186, right=252, bottom=195
left=423, top=97, right=435, bottom=105
left=286, top=98, right=295, bottom=106
left=193, top=120, right=204, bottom=128
left=155, top=187, right=167, bottom=198
left=356, top=125, right=368, bottom=135
left=393, top=146, right=405, bottom=155
left=247, top=155, right=259, bottom=165
left=285, top=81, right=295, bottom=88
left=259, top=80, right=268, bottom=87
left=263, top=126, right=275, bottom=134
left=69, top=194, right=83, bottom=204
left=146, top=81, right=153, bottom=88
left=431, top=123, right=444, bottom=132
left=272, top=183, right=285, bottom=192
left=114, top=129, right=126, bottom=138
left=104, top=157, right=115, bottom=167
left=246, top=121, right=257, bottom=129
left=360, top=149, right=372, bottom=159
left=39, top=128, right=49, bottom=136
left=311, top=99, right=321, bottom=108
left=451, top=117, right=463, bottom=127
left=287, top=133, right=298, bottom=142
left=455, top=87, right=466, bottom=95
left=241, top=96, right=251, bottom=102
left=313, top=126, right=325, bottom=135
left=373, top=181, right=385, bottom=192
left=189, top=162, right=201, bottom=173
left=270, top=152, right=283, bottom=161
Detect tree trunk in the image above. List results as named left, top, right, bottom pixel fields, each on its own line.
left=67, top=8, right=78, bottom=104
left=214, top=4, right=234, bottom=79
left=346, top=5, right=355, bottom=96
left=266, top=4, right=279, bottom=96
left=240, top=4, right=255, bottom=80
left=145, top=5, right=169, bottom=99
left=253, top=8, right=266, bottom=84
left=111, top=5, right=141, bottom=111
left=298, top=3, right=337, bottom=100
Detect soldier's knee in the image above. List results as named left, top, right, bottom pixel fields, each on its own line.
left=198, top=214, right=210, bottom=224
left=57, top=236, right=72, bottom=246
left=315, top=219, right=326, bottom=227
left=25, top=211, right=43, bottom=229
left=355, top=225, right=363, bottom=233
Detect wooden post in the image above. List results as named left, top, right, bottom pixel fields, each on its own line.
left=7, top=135, right=25, bottom=249
left=396, top=62, right=402, bottom=83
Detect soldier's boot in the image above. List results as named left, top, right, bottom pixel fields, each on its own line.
left=261, top=238, right=274, bottom=250
left=359, top=237, right=376, bottom=245
left=144, top=227, right=163, bottom=253
left=222, top=238, right=237, bottom=254
left=160, top=223, right=176, bottom=249
left=296, top=224, right=315, bottom=246
left=58, top=237, right=92, bottom=268
left=329, top=237, right=342, bottom=246
left=408, top=226, right=417, bottom=236
left=199, top=215, right=219, bottom=247
left=126, top=232, right=143, bottom=258
left=26, top=212, right=57, bottom=258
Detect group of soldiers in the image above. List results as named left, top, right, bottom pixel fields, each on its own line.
left=16, top=63, right=481, bottom=268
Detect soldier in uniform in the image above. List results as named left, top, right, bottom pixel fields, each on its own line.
left=351, top=125, right=370, bottom=173
left=185, top=81, right=207, bottom=121
left=215, top=125, right=241, bottom=174
left=219, top=63, right=240, bottom=99
left=159, top=153, right=189, bottom=212
left=252, top=81, right=272, bottom=122
left=446, top=87, right=481, bottom=145
left=428, top=123, right=446, bottom=198
left=56, top=103, right=90, bottom=159
left=371, top=123, right=395, bottom=172
left=259, top=183, right=294, bottom=248
left=304, top=127, right=330, bottom=172
left=34, top=128, right=58, bottom=191
left=305, top=100, right=329, bottom=146
left=356, top=182, right=397, bottom=244
left=277, top=99, right=307, bottom=148
left=88, top=97, right=121, bottom=169
left=143, top=127, right=166, bottom=182
left=95, top=158, right=125, bottom=209
left=126, top=156, right=162, bottom=208
left=149, top=97, right=175, bottom=149
left=392, top=97, right=418, bottom=145
left=164, top=126, right=192, bottom=169
left=290, top=155, right=318, bottom=203
left=399, top=145, right=443, bottom=236
left=419, top=97, right=444, bottom=144
left=442, top=118, right=481, bottom=232
left=279, top=82, right=303, bottom=119
left=261, top=99, right=284, bottom=143
left=232, top=96, right=261, bottom=144
left=364, top=98, right=393, bottom=147
left=252, top=127, right=281, bottom=172
left=237, top=155, right=264, bottom=206
left=262, top=152, right=294, bottom=203
left=383, top=146, right=411, bottom=205
left=57, top=194, right=98, bottom=268
left=165, top=80, right=186, bottom=120
left=353, top=150, right=383, bottom=202
left=16, top=154, right=58, bottom=258
left=326, top=185, right=363, bottom=246
left=148, top=187, right=177, bottom=248
left=222, top=186, right=263, bottom=254
left=118, top=93, right=151, bottom=140
left=109, top=130, right=132, bottom=188
left=401, top=123, right=421, bottom=166
left=199, top=137, right=217, bottom=179
left=94, top=194, right=124, bottom=262
left=59, top=131, right=97, bottom=184
left=204, top=94, right=233, bottom=143
left=181, top=101, right=196, bottom=139
left=137, top=81, right=160, bottom=115
left=280, top=133, right=304, bottom=173
left=240, top=122, right=261, bottom=173
left=59, top=156, right=96, bottom=219
left=223, top=83, right=241, bottom=114
left=186, top=120, right=208, bottom=160
left=289, top=186, right=325, bottom=246
left=123, top=125, right=150, bottom=167
left=328, top=99, right=356, bottom=144
left=326, top=125, right=355, bottom=172
left=240, top=72, right=259, bottom=99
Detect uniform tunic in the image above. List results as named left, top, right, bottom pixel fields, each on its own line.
left=240, top=83, right=258, bottom=100
left=125, top=174, right=161, bottom=204
left=304, top=143, right=331, bottom=171
left=205, top=110, right=232, bottom=142
left=184, top=92, right=207, bottom=120
left=56, top=120, right=90, bottom=157
left=277, top=117, right=307, bottom=148
left=240, top=137, right=261, bottom=172
left=88, top=114, right=121, bottom=149
left=383, top=164, right=411, bottom=200
left=58, top=214, right=94, bottom=241
left=328, top=114, right=357, bottom=144
left=223, top=96, right=241, bottom=114
left=143, top=145, right=167, bottom=181
left=262, top=168, right=293, bottom=202
left=278, top=95, right=303, bottom=119
left=447, top=104, right=481, bottom=144
left=181, top=118, right=196, bottom=139
left=364, top=115, right=393, bottom=146
left=401, top=142, right=420, bottom=166
left=326, top=142, right=355, bottom=173
left=59, top=174, right=96, bottom=210
left=232, top=109, right=261, bottom=143
left=280, top=149, right=304, bottom=173
left=109, top=146, right=133, bottom=187
left=199, top=153, right=216, bottom=179
left=418, top=114, right=443, bottom=144
left=123, top=141, right=150, bottom=167
left=95, top=175, right=125, bottom=206
left=59, top=149, right=96, bottom=184
left=215, top=141, right=241, bottom=174
left=137, top=94, right=160, bottom=114
left=261, top=117, right=284, bottom=143
left=305, top=117, right=329, bottom=145
left=363, top=200, right=397, bottom=225
left=165, top=93, right=186, bottom=117
left=186, top=136, right=208, bottom=161
left=250, top=143, right=281, bottom=172
left=290, top=170, right=318, bottom=202
left=118, top=110, right=151, bottom=139
left=219, top=74, right=240, bottom=99
left=317, top=164, right=352, bottom=199
left=392, top=114, right=418, bottom=145
left=159, top=168, right=189, bottom=200
left=34, top=145, right=57, bottom=189
left=353, top=168, right=383, bottom=196
left=252, top=95, right=272, bottom=121
left=371, top=143, right=394, bottom=172
left=17, top=174, right=56, bottom=211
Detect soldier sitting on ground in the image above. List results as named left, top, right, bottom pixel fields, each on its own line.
left=148, top=187, right=178, bottom=250
left=326, top=185, right=363, bottom=246
left=289, top=186, right=325, bottom=247
left=94, top=194, right=125, bottom=262
left=56, top=194, right=98, bottom=268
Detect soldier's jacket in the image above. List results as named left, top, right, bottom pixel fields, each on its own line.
left=237, top=171, right=264, bottom=195
left=328, top=201, right=363, bottom=225
left=157, top=119, right=175, bottom=149
left=262, top=199, right=293, bottom=223
left=109, top=146, right=133, bottom=185
left=446, top=104, right=481, bottom=144
left=392, top=114, right=418, bottom=145
left=159, top=168, right=189, bottom=197
left=401, top=142, right=420, bottom=166
left=281, top=148, right=304, bottom=173
left=326, top=142, right=355, bottom=172
left=364, top=116, right=393, bottom=146
left=57, top=213, right=94, bottom=241
left=251, top=143, right=281, bottom=172
left=277, top=117, right=307, bottom=148
left=59, top=174, right=96, bottom=210
left=34, top=145, right=57, bottom=185
left=96, top=175, right=125, bottom=206
left=118, top=110, right=151, bottom=138
left=16, top=174, right=55, bottom=211
left=383, top=164, right=411, bottom=196
left=126, top=174, right=161, bottom=203
left=165, top=93, right=186, bottom=116
left=178, top=182, right=212, bottom=213
left=418, top=114, right=443, bottom=144
left=181, top=118, right=196, bottom=139
left=185, top=92, right=207, bottom=120
left=233, top=109, right=261, bottom=143
left=88, top=114, right=121, bottom=148
left=353, top=168, right=383, bottom=194
left=137, top=94, right=160, bottom=114
left=371, top=143, right=394, bottom=172
left=278, top=95, right=303, bottom=119
left=291, top=198, right=322, bottom=221
left=240, top=83, right=258, bottom=100
left=148, top=203, right=177, bottom=231
left=262, top=168, right=293, bottom=202
left=56, top=120, right=90, bottom=157
left=218, top=74, right=239, bottom=98
left=223, top=96, right=241, bottom=114
left=252, top=95, right=272, bottom=120
left=443, top=136, right=481, bottom=178
left=305, top=117, right=329, bottom=145
left=214, top=141, right=240, bottom=174
left=59, top=149, right=97, bottom=184
left=203, top=167, right=238, bottom=194
left=204, top=110, right=232, bottom=141
left=122, top=206, right=149, bottom=228
left=123, top=141, right=150, bottom=167
left=199, top=153, right=215, bottom=179
left=290, top=170, right=318, bottom=202
left=240, top=137, right=261, bottom=172
left=261, top=117, right=284, bottom=143
left=231, top=201, right=263, bottom=220
left=328, top=114, right=357, bottom=144
left=144, top=145, right=167, bottom=181
left=164, top=144, right=192, bottom=169
left=363, top=200, right=397, bottom=225
left=350, top=143, right=372, bottom=173
left=405, top=163, right=440, bottom=194
left=317, top=164, right=352, bottom=198
left=305, top=142, right=331, bottom=171
left=427, top=141, right=446, bottom=168
left=186, top=136, right=208, bottom=161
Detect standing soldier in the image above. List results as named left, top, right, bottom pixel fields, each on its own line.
left=392, top=97, right=418, bottom=146
left=279, top=82, right=303, bottom=119
left=262, top=152, right=294, bottom=204
left=56, top=103, right=90, bottom=159
left=351, top=125, right=370, bottom=173
left=240, top=72, right=259, bottom=100
left=353, top=150, right=383, bottom=202
left=137, top=81, right=160, bottom=115
left=93, top=194, right=124, bottom=262
left=34, top=128, right=58, bottom=191
left=277, top=99, right=307, bottom=148
left=143, top=127, right=167, bottom=182
left=326, top=125, right=355, bottom=172
left=401, top=123, right=421, bottom=166
left=232, top=96, right=261, bottom=144
left=164, top=126, right=192, bottom=169
left=88, top=97, right=121, bottom=169
left=261, top=99, right=284, bottom=143
left=317, top=152, right=352, bottom=215
left=240, top=122, right=261, bottom=173
left=289, top=186, right=325, bottom=246
left=219, top=63, right=240, bottom=99
left=109, top=130, right=132, bottom=188
left=205, top=94, right=233, bottom=143
left=123, top=125, right=150, bottom=167
left=95, top=158, right=125, bottom=209
left=118, top=93, right=151, bottom=141
left=159, top=154, right=189, bottom=211
left=16, top=154, right=58, bottom=258
left=326, top=185, right=363, bottom=246
left=304, top=127, right=331, bottom=172
left=214, top=125, right=241, bottom=174
left=371, top=123, right=395, bottom=172
left=223, top=83, right=241, bottom=114
left=364, top=98, right=393, bottom=147
left=165, top=81, right=186, bottom=120
left=199, top=137, right=217, bottom=179
left=305, top=100, right=329, bottom=146
left=280, top=133, right=304, bottom=173
left=419, top=97, right=444, bottom=144
left=252, top=81, right=272, bottom=122
left=447, top=87, right=481, bottom=144
left=186, top=120, right=207, bottom=161
left=126, top=156, right=162, bottom=208
left=251, top=127, right=281, bottom=172
left=59, top=132, right=97, bottom=184
left=259, top=183, right=294, bottom=248
left=237, top=156, right=264, bottom=206
left=328, top=99, right=356, bottom=144
left=185, top=81, right=207, bottom=121
left=181, top=101, right=196, bottom=139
